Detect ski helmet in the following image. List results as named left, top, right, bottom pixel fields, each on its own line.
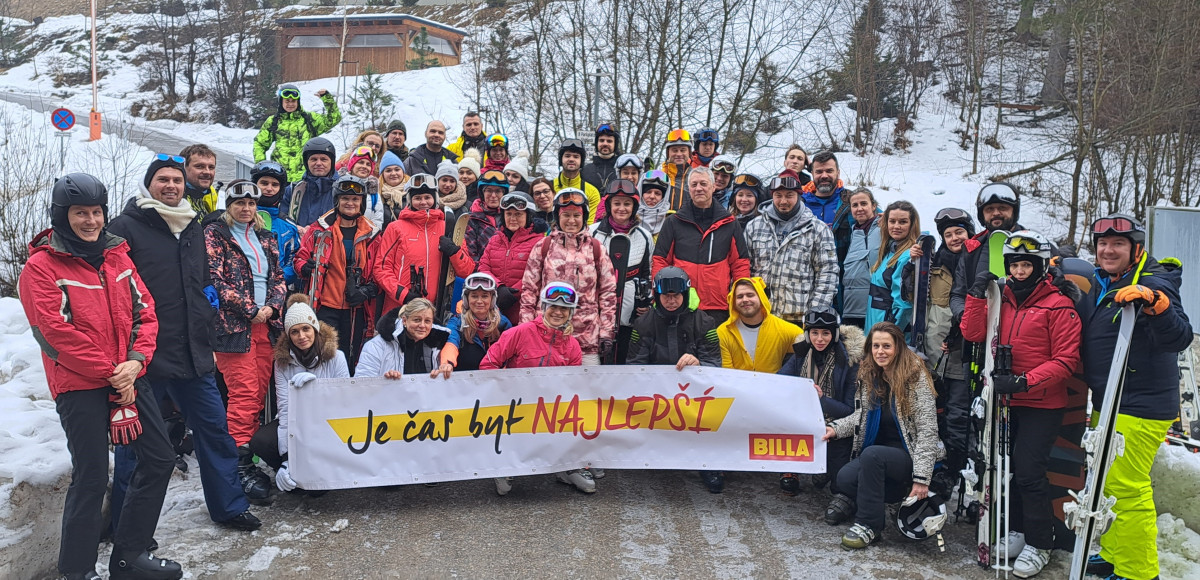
left=333, top=174, right=367, bottom=201
left=975, top=182, right=1020, bottom=226
left=654, top=266, right=691, bottom=296
left=615, top=153, right=643, bottom=171
left=553, top=188, right=589, bottom=223
left=463, top=272, right=499, bottom=299
left=896, top=493, right=948, bottom=541
left=557, top=138, right=587, bottom=166
left=934, top=207, right=976, bottom=238
left=251, top=160, right=288, bottom=186
left=603, top=179, right=641, bottom=216
left=277, top=83, right=301, bottom=108
left=52, top=173, right=109, bottom=213
left=302, top=137, right=336, bottom=167
left=499, top=190, right=536, bottom=224
left=540, top=282, right=579, bottom=309
left=641, top=169, right=669, bottom=195
left=1090, top=213, right=1146, bottom=262
left=404, top=173, right=440, bottom=209
left=594, top=122, right=621, bottom=150
left=478, top=170, right=510, bottom=194
left=803, top=309, right=841, bottom=342
left=1002, top=230, right=1052, bottom=269
left=663, top=128, right=692, bottom=150
left=696, top=127, right=720, bottom=144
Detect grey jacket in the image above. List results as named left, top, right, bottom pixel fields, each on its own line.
left=840, top=216, right=881, bottom=319
left=743, top=203, right=840, bottom=323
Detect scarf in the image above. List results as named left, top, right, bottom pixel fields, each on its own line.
left=294, top=344, right=320, bottom=370
left=607, top=216, right=633, bottom=234
left=136, top=195, right=197, bottom=236
left=803, top=348, right=837, bottom=400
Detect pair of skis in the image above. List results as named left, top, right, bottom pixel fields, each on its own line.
left=908, top=234, right=938, bottom=351
left=433, top=210, right=470, bottom=324
left=605, top=234, right=632, bottom=365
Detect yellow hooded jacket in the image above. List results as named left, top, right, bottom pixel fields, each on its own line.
left=717, top=277, right=803, bottom=373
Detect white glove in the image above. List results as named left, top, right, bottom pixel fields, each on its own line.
left=290, top=372, right=317, bottom=389
left=275, top=461, right=298, bottom=492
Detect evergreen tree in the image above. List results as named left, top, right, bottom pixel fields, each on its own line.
left=483, top=21, right=517, bottom=82
left=407, top=27, right=441, bottom=70
left=349, top=65, right=397, bottom=132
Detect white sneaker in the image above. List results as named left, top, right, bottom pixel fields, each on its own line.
left=588, top=467, right=606, bottom=479
left=494, top=477, right=512, bottom=496
left=996, top=531, right=1026, bottom=560
left=556, top=469, right=596, bottom=493
left=1013, top=545, right=1050, bottom=578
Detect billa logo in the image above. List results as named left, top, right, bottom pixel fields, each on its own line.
left=749, top=433, right=814, bottom=461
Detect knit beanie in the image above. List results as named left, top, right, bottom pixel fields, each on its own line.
left=144, top=157, right=186, bottom=189
left=459, top=149, right=482, bottom=178
left=435, top=159, right=459, bottom=182
left=504, top=151, right=531, bottom=182
left=284, top=294, right=320, bottom=333
left=385, top=119, right=407, bottom=138
left=379, top=151, right=404, bottom=174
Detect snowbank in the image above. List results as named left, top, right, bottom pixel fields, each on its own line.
left=1158, top=513, right=1200, bottom=580
left=1152, top=444, right=1200, bottom=534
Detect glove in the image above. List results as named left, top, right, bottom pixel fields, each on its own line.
left=599, top=339, right=615, bottom=360
left=289, top=372, right=317, bottom=389
left=992, top=373, right=1029, bottom=395
left=1114, top=285, right=1169, bottom=315
left=345, top=280, right=377, bottom=307
left=438, top=235, right=460, bottom=257
left=968, top=271, right=998, bottom=299
left=275, top=461, right=298, bottom=492
left=109, top=400, right=142, bottom=445
left=496, top=285, right=518, bottom=311
left=300, top=259, right=316, bottom=279
left=202, top=285, right=219, bottom=310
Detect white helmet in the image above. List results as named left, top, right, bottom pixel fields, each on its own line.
left=896, top=492, right=948, bottom=543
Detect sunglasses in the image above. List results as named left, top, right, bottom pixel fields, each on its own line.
left=335, top=181, right=365, bottom=195
left=733, top=174, right=761, bottom=187
left=697, top=128, right=719, bottom=142
left=666, top=129, right=691, bottom=142
left=464, top=274, right=498, bottom=292
left=1091, top=216, right=1143, bottom=236
left=1005, top=235, right=1047, bottom=253
left=155, top=153, right=186, bottom=164
left=713, top=162, right=736, bottom=175
left=488, top=134, right=508, bottom=147
left=977, top=183, right=1018, bottom=206
left=542, top=285, right=578, bottom=307
left=554, top=189, right=588, bottom=207
left=768, top=176, right=802, bottom=191
left=499, top=194, right=529, bottom=211
left=278, top=88, right=301, bottom=99
left=226, top=181, right=262, bottom=200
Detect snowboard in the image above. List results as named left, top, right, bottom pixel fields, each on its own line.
left=908, top=234, right=938, bottom=351
left=1065, top=304, right=1137, bottom=580
left=605, top=234, right=632, bottom=365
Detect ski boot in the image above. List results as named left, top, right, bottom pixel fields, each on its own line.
left=236, top=446, right=272, bottom=505
left=109, top=551, right=183, bottom=580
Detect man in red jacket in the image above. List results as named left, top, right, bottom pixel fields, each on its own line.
left=651, top=166, right=751, bottom=324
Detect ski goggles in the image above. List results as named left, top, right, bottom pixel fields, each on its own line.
left=804, top=309, right=841, bottom=329
left=499, top=193, right=530, bottom=211
left=541, top=284, right=579, bottom=308
left=464, top=272, right=498, bottom=293
left=478, top=170, right=509, bottom=190
left=253, top=160, right=285, bottom=175
left=977, top=183, right=1018, bottom=207
left=407, top=173, right=437, bottom=194
left=225, top=181, right=261, bottom=200
left=616, top=156, right=643, bottom=170
left=335, top=180, right=365, bottom=195
left=278, top=88, right=301, bottom=99
left=696, top=128, right=720, bottom=143
left=655, top=276, right=690, bottom=295
left=934, top=207, right=971, bottom=222
left=1091, top=216, right=1144, bottom=237
left=155, top=153, right=186, bottom=164
left=666, top=129, right=691, bottom=143
left=352, top=145, right=375, bottom=158
left=596, top=122, right=617, bottom=136
left=732, top=174, right=761, bottom=188
left=1005, top=235, right=1050, bottom=253
left=768, top=175, right=803, bottom=191
left=712, top=160, right=737, bottom=174
left=605, top=179, right=638, bottom=197
left=643, top=169, right=669, bottom=183
left=488, top=134, right=508, bottom=148
left=560, top=138, right=586, bottom=152
left=554, top=189, right=588, bottom=208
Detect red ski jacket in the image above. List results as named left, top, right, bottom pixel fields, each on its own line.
left=372, top=206, right=474, bottom=314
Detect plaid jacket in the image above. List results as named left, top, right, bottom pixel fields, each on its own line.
left=743, top=203, right=839, bottom=322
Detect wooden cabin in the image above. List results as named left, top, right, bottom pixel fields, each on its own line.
left=277, top=13, right=467, bottom=82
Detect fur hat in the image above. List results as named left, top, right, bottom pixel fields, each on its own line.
left=504, top=151, right=531, bottom=182
left=459, top=149, right=482, bottom=177
left=284, top=294, right=320, bottom=333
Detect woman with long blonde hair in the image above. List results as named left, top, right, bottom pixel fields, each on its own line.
left=824, top=322, right=941, bottom=549
left=865, top=200, right=924, bottom=337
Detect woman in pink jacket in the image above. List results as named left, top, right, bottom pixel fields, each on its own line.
left=480, top=282, right=594, bottom=493
left=518, top=189, right=618, bottom=365
left=476, top=191, right=544, bottom=322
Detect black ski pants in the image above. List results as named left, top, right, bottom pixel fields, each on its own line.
left=826, top=437, right=854, bottom=495
left=1008, top=405, right=1064, bottom=550
left=248, top=418, right=285, bottom=470
left=941, top=377, right=972, bottom=471
left=56, top=384, right=174, bottom=574
left=837, top=444, right=914, bottom=532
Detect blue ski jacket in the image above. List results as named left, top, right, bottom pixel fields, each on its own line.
left=261, top=206, right=300, bottom=289
left=1077, top=256, right=1192, bottom=421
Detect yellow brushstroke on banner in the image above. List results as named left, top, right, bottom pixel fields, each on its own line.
left=325, top=395, right=735, bottom=443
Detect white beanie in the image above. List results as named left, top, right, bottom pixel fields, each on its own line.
left=504, top=151, right=531, bottom=182
left=435, top=159, right=459, bottom=182
left=284, top=296, right=320, bottom=333
left=459, top=149, right=482, bottom=177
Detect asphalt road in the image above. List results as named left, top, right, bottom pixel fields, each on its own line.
left=71, top=467, right=1077, bottom=579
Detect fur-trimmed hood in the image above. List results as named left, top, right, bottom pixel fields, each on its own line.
left=791, top=324, right=866, bottom=368
left=273, top=322, right=340, bottom=367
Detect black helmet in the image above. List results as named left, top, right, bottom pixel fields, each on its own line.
left=251, top=160, right=288, bottom=186
left=654, top=266, right=691, bottom=295
left=557, top=138, right=587, bottom=166
left=594, top=122, right=621, bottom=150
left=934, top=207, right=976, bottom=238
left=333, top=174, right=368, bottom=200
left=803, top=309, right=840, bottom=332
left=52, top=173, right=108, bottom=211
left=896, top=493, right=948, bottom=542
left=1090, top=213, right=1146, bottom=262
left=302, top=137, right=336, bottom=166
left=975, top=182, right=1020, bottom=226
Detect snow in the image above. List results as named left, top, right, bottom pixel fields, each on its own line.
left=0, top=298, right=68, bottom=488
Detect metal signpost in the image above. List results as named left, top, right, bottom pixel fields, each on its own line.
left=51, top=107, right=75, bottom=172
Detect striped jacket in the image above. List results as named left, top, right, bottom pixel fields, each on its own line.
left=743, top=203, right=839, bottom=323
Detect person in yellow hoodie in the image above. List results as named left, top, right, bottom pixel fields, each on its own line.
left=717, top=277, right=802, bottom=373
left=553, top=138, right=600, bottom=224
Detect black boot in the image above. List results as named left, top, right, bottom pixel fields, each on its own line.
left=219, top=510, right=262, bottom=531
left=237, top=446, right=272, bottom=505
left=109, top=551, right=183, bottom=580
left=824, top=493, right=856, bottom=525
left=60, top=571, right=100, bottom=580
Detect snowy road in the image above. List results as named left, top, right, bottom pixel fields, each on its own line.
left=71, top=466, right=1077, bottom=579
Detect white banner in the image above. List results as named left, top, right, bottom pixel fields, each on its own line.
left=289, top=366, right=827, bottom=490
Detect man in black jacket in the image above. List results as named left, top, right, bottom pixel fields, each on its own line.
left=582, top=122, right=621, bottom=194
left=404, top=120, right=459, bottom=176
left=109, top=156, right=262, bottom=533
left=950, top=182, right=1024, bottom=316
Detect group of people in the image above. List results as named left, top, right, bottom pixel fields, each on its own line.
left=19, top=97, right=1192, bottom=580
